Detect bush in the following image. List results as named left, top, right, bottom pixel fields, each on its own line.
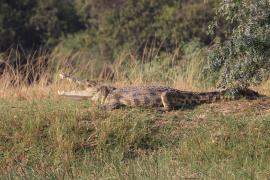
left=206, top=0, right=270, bottom=88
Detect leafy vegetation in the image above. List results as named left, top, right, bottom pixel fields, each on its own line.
left=56, top=0, right=218, bottom=61
left=206, top=0, right=270, bottom=88
left=0, top=0, right=217, bottom=54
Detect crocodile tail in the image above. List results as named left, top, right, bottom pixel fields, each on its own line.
left=196, top=90, right=236, bottom=104
left=206, top=90, right=228, bottom=103
left=59, top=73, right=97, bottom=87
left=217, top=88, right=261, bottom=101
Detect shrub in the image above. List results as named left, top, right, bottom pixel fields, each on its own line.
left=206, top=0, right=270, bottom=88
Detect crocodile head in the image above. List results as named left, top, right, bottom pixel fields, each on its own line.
left=58, top=73, right=104, bottom=102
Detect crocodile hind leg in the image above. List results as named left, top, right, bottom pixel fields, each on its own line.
left=160, top=90, right=189, bottom=111
left=160, top=91, right=173, bottom=111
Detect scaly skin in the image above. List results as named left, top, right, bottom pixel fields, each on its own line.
left=58, top=74, right=261, bottom=111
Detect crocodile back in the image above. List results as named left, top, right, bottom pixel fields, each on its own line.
left=105, top=86, right=261, bottom=108
left=108, top=86, right=169, bottom=107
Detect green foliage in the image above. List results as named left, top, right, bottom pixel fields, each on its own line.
left=63, top=0, right=217, bottom=61
left=0, top=0, right=220, bottom=62
left=0, top=0, right=83, bottom=52
left=206, top=0, right=270, bottom=88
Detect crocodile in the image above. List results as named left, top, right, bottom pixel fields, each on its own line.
left=58, top=73, right=261, bottom=111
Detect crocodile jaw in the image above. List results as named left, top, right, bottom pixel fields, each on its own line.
left=58, top=89, right=106, bottom=103
left=58, top=90, right=94, bottom=98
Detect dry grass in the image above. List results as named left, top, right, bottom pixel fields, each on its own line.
left=0, top=48, right=205, bottom=100
left=1, top=93, right=270, bottom=179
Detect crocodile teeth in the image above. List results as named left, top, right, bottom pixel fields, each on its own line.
left=59, top=73, right=65, bottom=79
left=58, top=90, right=65, bottom=95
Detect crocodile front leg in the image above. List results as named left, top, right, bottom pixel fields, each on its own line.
left=104, top=103, right=119, bottom=110
left=104, top=93, right=121, bottom=110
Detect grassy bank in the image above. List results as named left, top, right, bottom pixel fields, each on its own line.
left=1, top=97, right=270, bottom=179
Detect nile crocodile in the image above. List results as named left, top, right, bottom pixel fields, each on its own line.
left=58, top=73, right=261, bottom=111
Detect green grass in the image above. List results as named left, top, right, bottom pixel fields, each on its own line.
left=0, top=98, right=270, bottom=179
